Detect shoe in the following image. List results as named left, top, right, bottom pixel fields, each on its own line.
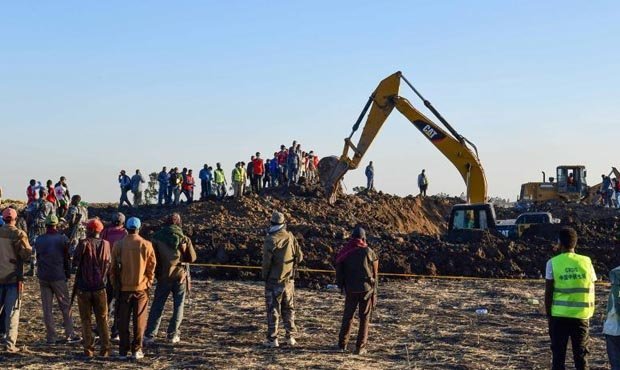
left=99, top=350, right=110, bottom=357
left=170, top=335, right=180, bottom=344
left=337, top=344, right=348, bottom=353
left=111, top=334, right=120, bottom=343
left=118, top=354, right=128, bottom=360
left=264, top=338, right=279, bottom=348
left=5, top=345, right=20, bottom=353
left=286, top=337, right=297, bottom=346
left=354, top=347, right=367, bottom=355
left=66, top=335, right=82, bottom=344
left=143, top=336, right=155, bottom=346
left=134, top=350, right=144, bottom=360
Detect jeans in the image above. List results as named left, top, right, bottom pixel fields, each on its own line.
left=77, top=288, right=111, bottom=356
left=0, top=283, right=20, bottom=350
left=366, top=177, right=374, bottom=191
left=233, top=181, right=243, bottom=198
left=200, top=180, right=208, bottom=199
left=133, top=191, right=143, bottom=206
left=607, top=335, right=620, bottom=370
left=265, top=280, right=296, bottom=341
left=119, top=189, right=132, bottom=207
left=215, top=183, right=226, bottom=199
left=338, top=291, right=372, bottom=350
left=287, top=166, right=298, bottom=186
left=158, top=183, right=167, bottom=205
left=118, top=290, right=149, bottom=356
left=255, top=174, right=263, bottom=193
left=39, top=279, right=75, bottom=342
left=145, top=279, right=186, bottom=339
left=549, top=316, right=589, bottom=370
left=173, top=187, right=181, bottom=205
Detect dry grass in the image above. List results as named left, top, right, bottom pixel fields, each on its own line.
left=1, top=278, right=610, bottom=369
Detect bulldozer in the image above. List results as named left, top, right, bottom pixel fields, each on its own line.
left=519, top=165, right=589, bottom=203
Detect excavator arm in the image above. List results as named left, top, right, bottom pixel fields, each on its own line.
left=319, top=71, right=488, bottom=204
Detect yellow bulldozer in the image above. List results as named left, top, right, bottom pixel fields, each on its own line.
left=519, top=165, right=589, bottom=203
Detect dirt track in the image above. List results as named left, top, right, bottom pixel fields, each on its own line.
left=0, top=278, right=611, bottom=369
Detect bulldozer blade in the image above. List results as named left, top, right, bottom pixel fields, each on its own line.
left=318, top=156, right=348, bottom=204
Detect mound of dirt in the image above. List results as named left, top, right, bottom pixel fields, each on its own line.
left=82, top=191, right=620, bottom=285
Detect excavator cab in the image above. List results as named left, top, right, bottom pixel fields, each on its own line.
left=448, top=203, right=497, bottom=231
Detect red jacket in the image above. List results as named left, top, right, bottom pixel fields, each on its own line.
left=183, top=175, right=195, bottom=191
left=277, top=150, right=288, bottom=165
left=253, top=158, right=265, bottom=176
left=26, top=185, right=38, bottom=204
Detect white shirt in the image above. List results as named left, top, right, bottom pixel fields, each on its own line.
left=545, top=258, right=597, bottom=282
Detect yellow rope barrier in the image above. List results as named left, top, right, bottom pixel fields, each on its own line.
left=187, top=262, right=615, bottom=285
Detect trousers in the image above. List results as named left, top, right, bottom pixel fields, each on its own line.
left=549, top=316, right=589, bottom=370
left=338, top=291, right=372, bottom=350
left=77, top=288, right=111, bottom=356
left=265, top=280, right=296, bottom=341
left=117, top=290, right=149, bottom=355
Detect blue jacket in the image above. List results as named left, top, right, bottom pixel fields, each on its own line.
left=158, top=171, right=170, bottom=185
left=199, top=168, right=209, bottom=181
left=365, top=165, right=374, bottom=179
left=269, top=160, right=279, bottom=175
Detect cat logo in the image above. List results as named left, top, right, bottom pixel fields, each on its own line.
left=423, top=125, right=438, bottom=140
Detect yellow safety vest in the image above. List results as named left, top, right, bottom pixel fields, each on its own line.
left=551, top=252, right=595, bottom=319
left=232, top=168, right=243, bottom=182
left=214, top=169, right=225, bottom=184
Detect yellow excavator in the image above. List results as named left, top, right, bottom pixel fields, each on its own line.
left=318, top=71, right=497, bottom=231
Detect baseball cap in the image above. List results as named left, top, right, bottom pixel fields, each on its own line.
left=45, top=214, right=59, bottom=226
left=86, top=218, right=104, bottom=233
left=126, top=217, right=141, bottom=230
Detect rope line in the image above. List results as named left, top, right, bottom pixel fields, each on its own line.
left=187, top=262, right=612, bottom=285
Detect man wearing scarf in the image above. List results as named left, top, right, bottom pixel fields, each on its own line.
left=262, top=211, right=303, bottom=348
left=144, top=213, right=196, bottom=345
left=335, top=226, right=378, bottom=355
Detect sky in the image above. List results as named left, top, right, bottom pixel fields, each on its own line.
left=1, top=1, right=618, bottom=202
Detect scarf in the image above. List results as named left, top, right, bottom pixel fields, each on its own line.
left=335, top=238, right=367, bottom=264
left=268, top=224, right=285, bottom=234
left=152, top=225, right=185, bottom=249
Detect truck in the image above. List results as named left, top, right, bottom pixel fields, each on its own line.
left=495, top=212, right=560, bottom=238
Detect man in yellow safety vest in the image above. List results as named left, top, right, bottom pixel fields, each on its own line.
left=545, top=227, right=596, bottom=370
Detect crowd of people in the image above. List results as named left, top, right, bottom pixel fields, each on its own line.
left=117, top=140, right=321, bottom=207
left=0, top=198, right=379, bottom=358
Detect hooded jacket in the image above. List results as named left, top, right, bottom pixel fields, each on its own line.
left=262, top=227, right=303, bottom=284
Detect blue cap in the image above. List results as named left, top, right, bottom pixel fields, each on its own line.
left=126, top=217, right=141, bottom=230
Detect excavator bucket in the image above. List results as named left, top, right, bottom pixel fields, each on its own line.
left=318, top=156, right=348, bottom=204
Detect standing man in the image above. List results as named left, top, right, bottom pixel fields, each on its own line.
left=101, top=212, right=127, bottom=342
left=262, top=211, right=303, bottom=348
left=25, top=188, right=56, bottom=276
left=199, top=164, right=209, bottom=200
left=418, top=169, right=428, bottom=197
left=131, top=170, right=146, bottom=206
left=118, top=170, right=132, bottom=208
left=73, top=219, right=112, bottom=357
left=604, top=265, right=620, bottom=369
left=277, top=146, right=288, bottom=186
left=247, top=157, right=256, bottom=194
left=66, top=195, right=88, bottom=256
left=545, top=227, right=596, bottom=370
left=157, top=167, right=169, bottom=206
left=287, top=147, right=300, bottom=186
left=54, top=176, right=70, bottom=218
left=231, top=162, right=244, bottom=198
left=144, top=213, right=197, bottom=345
left=365, top=162, right=374, bottom=191
left=111, top=217, right=156, bottom=360
left=182, top=169, right=195, bottom=204
left=335, top=226, right=378, bottom=355
left=0, top=208, right=32, bottom=352
left=214, top=163, right=227, bottom=200
left=253, top=152, right=265, bottom=194
left=34, top=214, right=80, bottom=344
left=26, top=179, right=41, bottom=205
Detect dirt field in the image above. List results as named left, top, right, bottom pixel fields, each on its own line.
left=0, top=277, right=611, bottom=369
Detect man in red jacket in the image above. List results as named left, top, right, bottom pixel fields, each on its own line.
left=253, top=152, right=265, bottom=194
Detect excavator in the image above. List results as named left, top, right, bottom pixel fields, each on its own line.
left=317, top=71, right=497, bottom=231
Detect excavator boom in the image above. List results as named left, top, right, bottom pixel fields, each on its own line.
left=319, top=71, right=487, bottom=204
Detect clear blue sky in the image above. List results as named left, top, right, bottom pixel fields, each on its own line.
left=1, top=1, right=618, bottom=202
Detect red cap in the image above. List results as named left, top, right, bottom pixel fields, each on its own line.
left=86, top=218, right=104, bottom=233
left=2, top=208, right=17, bottom=220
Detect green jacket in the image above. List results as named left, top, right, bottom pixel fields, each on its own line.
left=262, top=227, right=303, bottom=284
